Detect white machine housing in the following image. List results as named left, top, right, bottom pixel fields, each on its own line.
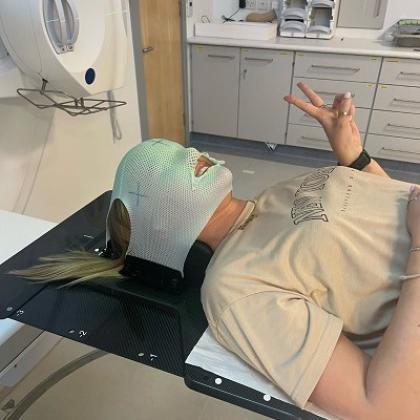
left=0, top=0, right=128, bottom=99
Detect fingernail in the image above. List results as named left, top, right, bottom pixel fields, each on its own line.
left=410, top=185, right=416, bottom=192
left=344, top=92, right=352, bottom=99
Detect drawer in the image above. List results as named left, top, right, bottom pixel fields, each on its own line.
left=369, top=110, right=420, bottom=140
left=374, top=84, right=420, bottom=114
left=365, top=134, right=420, bottom=164
left=294, top=52, right=381, bottom=83
left=287, top=124, right=331, bottom=151
left=289, top=106, right=371, bottom=133
left=380, top=58, right=420, bottom=87
left=293, top=78, right=376, bottom=109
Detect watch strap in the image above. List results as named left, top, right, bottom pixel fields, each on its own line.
left=337, top=149, right=372, bottom=171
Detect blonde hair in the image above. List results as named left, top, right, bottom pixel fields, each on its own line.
left=10, top=199, right=130, bottom=288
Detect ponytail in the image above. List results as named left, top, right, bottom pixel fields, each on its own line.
left=11, top=199, right=130, bottom=288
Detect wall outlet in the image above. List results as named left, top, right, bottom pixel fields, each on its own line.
left=246, top=0, right=257, bottom=9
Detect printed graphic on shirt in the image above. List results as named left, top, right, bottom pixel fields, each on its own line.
left=291, top=167, right=336, bottom=225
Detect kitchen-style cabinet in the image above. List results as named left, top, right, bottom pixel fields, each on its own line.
left=191, top=45, right=240, bottom=137
left=190, top=42, right=420, bottom=164
left=338, top=0, right=389, bottom=30
left=365, top=58, right=420, bottom=164
left=238, top=49, right=293, bottom=144
left=191, top=45, right=293, bottom=143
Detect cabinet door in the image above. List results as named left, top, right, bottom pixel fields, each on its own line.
left=365, top=134, right=420, bottom=164
left=294, top=52, right=381, bottom=83
left=191, top=45, right=240, bottom=137
left=338, top=0, right=388, bottom=29
left=380, top=58, right=420, bottom=88
left=375, top=84, right=420, bottom=114
left=238, top=49, right=293, bottom=144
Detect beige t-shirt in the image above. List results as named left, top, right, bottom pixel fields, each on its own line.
left=201, top=166, right=412, bottom=408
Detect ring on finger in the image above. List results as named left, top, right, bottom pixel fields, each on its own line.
left=318, top=104, right=328, bottom=109
left=338, top=111, right=349, bottom=117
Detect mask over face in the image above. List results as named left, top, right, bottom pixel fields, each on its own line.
left=106, top=139, right=233, bottom=274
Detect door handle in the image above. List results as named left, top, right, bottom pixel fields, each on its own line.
left=310, top=65, right=361, bottom=74
left=374, top=0, right=382, bottom=17
left=244, top=57, right=274, bottom=64
left=142, top=46, right=154, bottom=54
left=381, top=147, right=420, bottom=157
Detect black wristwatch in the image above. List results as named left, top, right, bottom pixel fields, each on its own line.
left=337, top=149, right=372, bottom=171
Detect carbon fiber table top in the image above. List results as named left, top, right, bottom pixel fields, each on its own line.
left=0, top=192, right=325, bottom=419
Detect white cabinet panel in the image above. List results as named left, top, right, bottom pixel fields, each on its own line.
left=238, top=49, right=293, bottom=144
left=287, top=125, right=331, bottom=151
left=289, top=106, right=371, bottom=133
left=370, top=110, right=420, bottom=140
left=365, top=134, right=420, bottom=164
left=380, top=58, right=420, bottom=88
left=294, top=52, right=381, bottom=83
left=293, top=78, right=376, bottom=109
left=375, top=84, right=420, bottom=114
left=338, top=0, right=388, bottom=30
left=191, top=45, right=240, bottom=137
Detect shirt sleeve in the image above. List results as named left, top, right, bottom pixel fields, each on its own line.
left=212, top=291, right=343, bottom=408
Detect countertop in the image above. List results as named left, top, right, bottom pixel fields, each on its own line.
left=188, top=35, right=420, bottom=60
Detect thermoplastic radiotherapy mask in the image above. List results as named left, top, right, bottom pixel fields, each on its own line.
left=107, top=139, right=233, bottom=274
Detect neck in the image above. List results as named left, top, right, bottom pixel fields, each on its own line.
left=197, top=194, right=248, bottom=251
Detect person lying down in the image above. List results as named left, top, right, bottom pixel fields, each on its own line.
left=13, top=83, right=420, bottom=419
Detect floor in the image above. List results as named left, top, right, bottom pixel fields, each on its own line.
left=0, top=149, right=418, bottom=420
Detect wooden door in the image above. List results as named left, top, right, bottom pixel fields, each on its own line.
left=138, top=0, right=185, bottom=145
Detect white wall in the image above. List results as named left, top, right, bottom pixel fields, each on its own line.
left=0, top=7, right=142, bottom=223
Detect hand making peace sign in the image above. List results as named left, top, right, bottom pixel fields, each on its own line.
left=284, top=82, right=364, bottom=166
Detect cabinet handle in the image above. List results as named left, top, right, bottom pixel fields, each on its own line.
left=374, top=0, right=382, bottom=17
left=243, top=69, right=248, bottom=79
left=207, top=54, right=235, bottom=60
left=392, top=98, right=420, bottom=107
left=310, top=65, right=361, bottom=74
left=381, top=147, right=420, bottom=157
left=315, top=91, right=355, bottom=98
left=386, top=123, right=420, bottom=132
left=301, top=136, right=328, bottom=143
left=301, top=113, right=314, bottom=120
left=244, top=57, right=274, bottom=64
left=399, top=72, right=420, bottom=79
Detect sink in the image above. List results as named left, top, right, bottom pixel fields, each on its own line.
left=194, top=22, right=278, bottom=41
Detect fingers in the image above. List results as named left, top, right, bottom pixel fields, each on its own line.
left=409, top=186, right=420, bottom=207
left=333, top=94, right=344, bottom=110
left=409, top=185, right=420, bottom=197
left=296, top=82, right=325, bottom=107
left=337, top=92, right=353, bottom=121
left=350, top=105, right=356, bottom=120
left=284, top=94, right=320, bottom=118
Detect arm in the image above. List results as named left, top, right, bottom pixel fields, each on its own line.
left=363, top=159, right=390, bottom=178
left=284, top=83, right=390, bottom=179
left=310, top=187, right=420, bottom=419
